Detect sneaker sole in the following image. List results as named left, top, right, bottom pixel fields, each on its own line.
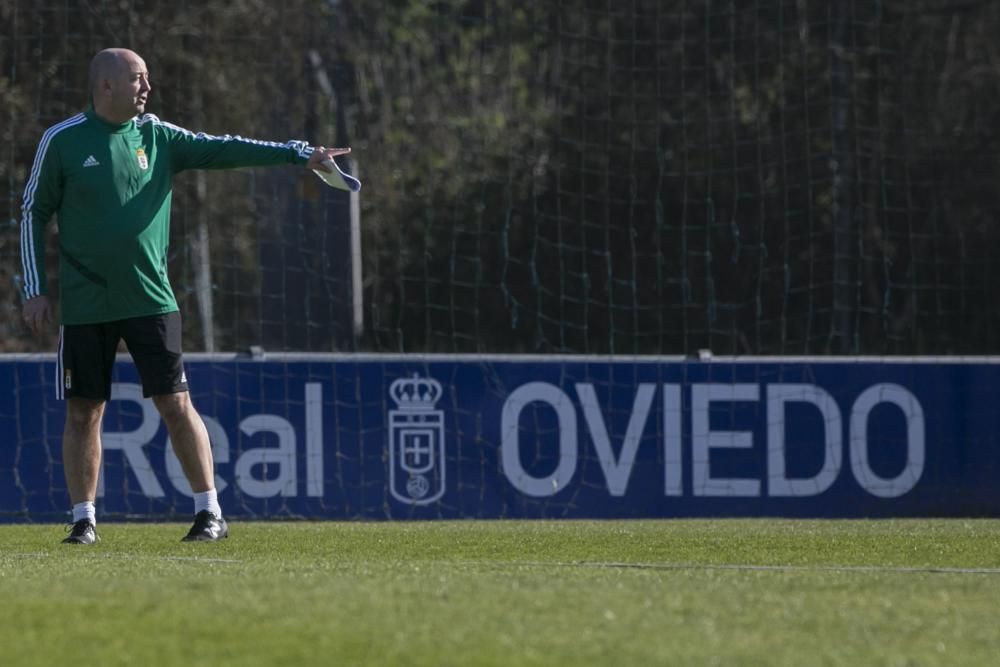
left=181, top=533, right=229, bottom=542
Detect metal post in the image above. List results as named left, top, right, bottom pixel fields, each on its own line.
left=830, top=1, right=857, bottom=353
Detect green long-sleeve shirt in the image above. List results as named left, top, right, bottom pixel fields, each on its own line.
left=20, top=107, right=313, bottom=324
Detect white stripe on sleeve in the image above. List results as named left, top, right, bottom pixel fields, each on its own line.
left=20, top=113, right=87, bottom=299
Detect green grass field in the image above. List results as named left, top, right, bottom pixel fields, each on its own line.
left=3, top=519, right=1000, bottom=666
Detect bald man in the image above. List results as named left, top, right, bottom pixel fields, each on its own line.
left=20, top=48, right=352, bottom=544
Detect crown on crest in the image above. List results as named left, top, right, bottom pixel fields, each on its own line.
left=390, top=374, right=442, bottom=410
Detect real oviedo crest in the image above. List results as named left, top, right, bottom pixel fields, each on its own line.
left=388, top=374, right=446, bottom=505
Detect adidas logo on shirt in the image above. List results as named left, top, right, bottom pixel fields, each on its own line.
left=82, top=155, right=99, bottom=167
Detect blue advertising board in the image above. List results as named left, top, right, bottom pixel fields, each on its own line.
left=1, top=354, right=998, bottom=521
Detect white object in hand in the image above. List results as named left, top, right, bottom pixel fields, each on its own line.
left=313, top=158, right=362, bottom=192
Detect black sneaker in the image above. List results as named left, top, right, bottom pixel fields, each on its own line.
left=182, top=510, right=229, bottom=542
left=62, top=519, right=98, bottom=545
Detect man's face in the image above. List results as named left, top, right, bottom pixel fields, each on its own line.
left=108, top=53, right=151, bottom=120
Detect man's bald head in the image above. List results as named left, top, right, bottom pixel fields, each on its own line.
left=88, top=49, right=136, bottom=102
left=88, top=48, right=151, bottom=123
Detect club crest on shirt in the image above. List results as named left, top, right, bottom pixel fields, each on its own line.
left=136, top=148, right=149, bottom=170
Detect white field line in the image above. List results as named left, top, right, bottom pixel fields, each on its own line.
left=7, top=554, right=998, bottom=575
left=521, top=561, right=1000, bottom=576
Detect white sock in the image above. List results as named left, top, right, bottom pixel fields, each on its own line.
left=193, top=489, right=222, bottom=517
left=72, top=501, right=96, bottom=525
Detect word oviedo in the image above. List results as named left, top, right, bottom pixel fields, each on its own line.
left=501, top=382, right=925, bottom=499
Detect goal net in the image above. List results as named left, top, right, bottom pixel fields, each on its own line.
left=3, top=0, right=999, bottom=356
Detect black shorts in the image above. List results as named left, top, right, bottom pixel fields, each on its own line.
left=57, top=311, right=189, bottom=401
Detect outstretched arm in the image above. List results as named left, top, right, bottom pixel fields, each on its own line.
left=155, top=116, right=350, bottom=173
